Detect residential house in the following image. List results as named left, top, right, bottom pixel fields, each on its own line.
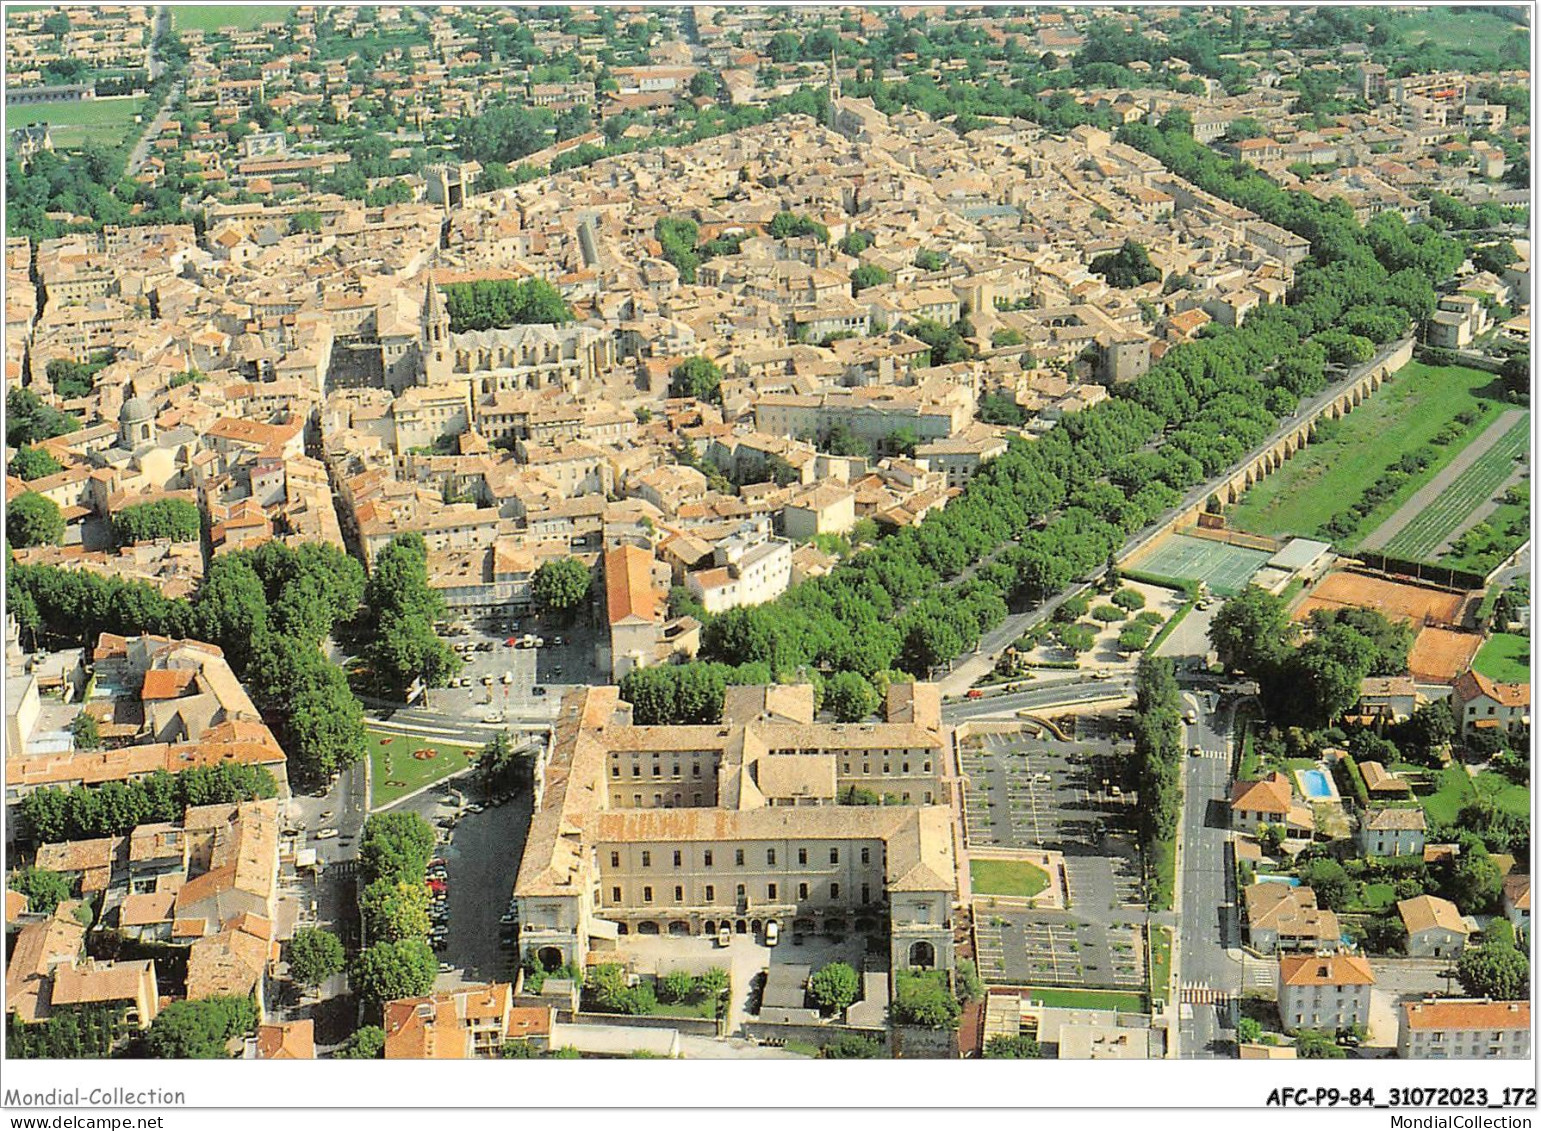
left=383, top=984, right=552, bottom=1059
left=1501, top=873, right=1529, bottom=939
left=1242, top=882, right=1341, bottom=954
left=1229, top=773, right=1312, bottom=836
left=1277, top=953, right=1375, bottom=1035
left=1358, top=807, right=1426, bottom=858
left=1451, top=670, right=1529, bottom=737
left=1398, top=895, right=1470, bottom=959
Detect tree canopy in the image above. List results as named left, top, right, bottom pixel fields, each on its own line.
left=440, top=278, right=572, bottom=331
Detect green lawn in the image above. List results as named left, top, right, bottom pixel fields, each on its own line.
left=1474, top=633, right=1531, bottom=684
left=1149, top=926, right=1174, bottom=1005
left=1399, top=7, right=1526, bottom=51
left=7, top=97, right=147, bottom=149
left=1360, top=883, right=1396, bottom=911
left=1023, top=986, right=1148, bottom=1013
left=367, top=726, right=479, bottom=809
left=1228, top=362, right=1504, bottom=544
left=1414, top=765, right=1478, bottom=825
left=971, top=858, right=1050, bottom=899
left=1473, top=771, right=1529, bottom=819
left=172, top=6, right=294, bottom=32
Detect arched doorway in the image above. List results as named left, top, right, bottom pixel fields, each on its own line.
left=750, top=918, right=763, bottom=935
left=735, top=919, right=748, bottom=934
left=668, top=920, right=690, bottom=936
left=637, top=921, right=660, bottom=935
left=703, top=920, right=716, bottom=936
left=825, top=918, right=846, bottom=936
left=908, top=940, right=936, bottom=969
left=536, top=946, right=564, bottom=971
left=617, top=923, right=629, bottom=935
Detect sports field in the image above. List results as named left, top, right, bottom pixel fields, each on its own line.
left=7, top=97, right=147, bottom=149
left=172, top=6, right=294, bottom=32
left=1129, top=534, right=1270, bottom=596
left=1228, top=362, right=1504, bottom=544
left=1381, top=414, right=1530, bottom=561
left=1297, top=570, right=1466, bottom=626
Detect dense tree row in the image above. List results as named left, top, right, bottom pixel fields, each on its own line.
left=359, top=533, right=461, bottom=696
left=1131, top=657, right=1184, bottom=910
left=17, top=763, right=278, bottom=845
left=439, top=278, right=573, bottom=331
left=113, top=498, right=201, bottom=545
left=9, top=1003, right=125, bottom=1058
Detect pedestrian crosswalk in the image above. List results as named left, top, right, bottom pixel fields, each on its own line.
left=1189, top=747, right=1229, bottom=761
left=1181, top=983, right=1235, bottom=1007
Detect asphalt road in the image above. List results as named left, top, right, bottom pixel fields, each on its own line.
left=941, top=675, right=1136, bottom=723
left=1177, top=687, right=1242, bottom=1060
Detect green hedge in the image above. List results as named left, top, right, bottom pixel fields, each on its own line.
left=1335, top=754, right=1370, bottom=809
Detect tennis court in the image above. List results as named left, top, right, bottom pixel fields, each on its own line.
left=1130, top=534, right=1271, bottom=596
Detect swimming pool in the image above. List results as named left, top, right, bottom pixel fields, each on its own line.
left=1300, top=769, right=1333, bottom=799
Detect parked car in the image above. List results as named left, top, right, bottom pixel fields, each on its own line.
left=553, top=636, right=565, bottom=646
left=532, top=685, right=547, bottom=696
left=717, top=924, right=732, bottom=948
left=966, top=689, right=984, bottom=699
left=314, top=828, right=339, bottom=840
left=484, top=711, right=505, bottom=724
left=765, top=921, right=780, bottom=947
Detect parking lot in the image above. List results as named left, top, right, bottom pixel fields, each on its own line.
left=959, top=732, right=1123, bottom=851
left=378, top=773, right=533, bottom=990
left=422, top=615, right=604, bottom=720
left=973, top=911, right=1146, bottom=990
left=960, top=727, right=1148, bottom=990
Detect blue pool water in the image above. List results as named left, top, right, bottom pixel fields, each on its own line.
left=1301, top=769, right=1333, bottom=799
left=1255, top=875, right=1301, bottom=886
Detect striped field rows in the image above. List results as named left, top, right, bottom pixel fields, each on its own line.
left=1382, top=415, right=1530, bottom=561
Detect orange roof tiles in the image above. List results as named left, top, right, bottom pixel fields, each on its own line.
left=604, top=544, right=656, bottom=626
left=1403, top=999, right=1529, bottom=1032
left=1279, top=953, right=1375, bottom=987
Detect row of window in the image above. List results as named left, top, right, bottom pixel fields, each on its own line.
left=613, top=761, right=707, bottom=779
left=612, top=846, right=872, bottom=869
left=615, top=881, right=870, bottom=905
left=841, top=760, right=932, bottom=775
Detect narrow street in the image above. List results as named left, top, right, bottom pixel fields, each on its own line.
left=1176, top=689, right=1243, bottom=1059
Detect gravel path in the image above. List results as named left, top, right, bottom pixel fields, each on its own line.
left=1359, top=407, right=1528, bottom=552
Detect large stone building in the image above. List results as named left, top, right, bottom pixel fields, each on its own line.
left=1398, top=999, right=1530, bottom=1060
left=514, top=682, right=958, bottom=978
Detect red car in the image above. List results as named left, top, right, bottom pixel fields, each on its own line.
left=505, top=636, right=519, bottom=647
left=966, top=689, right=984, bottom=699
left=427, top=879, right=447, bottom=894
